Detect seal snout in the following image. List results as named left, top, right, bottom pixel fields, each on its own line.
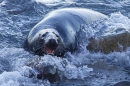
left=45, top=39, right=58, bottom=55
left=49, top=39, right=57, bottom=45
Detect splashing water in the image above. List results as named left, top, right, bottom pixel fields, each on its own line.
left=0, top=0, right=130, bottom=86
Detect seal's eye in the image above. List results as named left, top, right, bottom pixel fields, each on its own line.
left=53, top=32, right=59, bottom=37
left=42, top=34, right=46, bottom=37
left=41, top=32, right=48, bottom=37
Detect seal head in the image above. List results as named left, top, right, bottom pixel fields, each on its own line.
left=27, top=28, right=65, bottom=56
left=39, top=29, right=59, bottom=55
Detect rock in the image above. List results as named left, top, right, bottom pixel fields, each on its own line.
left=87, top=28, right=130, bottom=54
left=114, top=81, right=130, bottom=86
left=25, top=56, right=63, bottom=83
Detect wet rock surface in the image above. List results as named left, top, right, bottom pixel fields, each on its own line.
left=87, top=28, right=130, bottom=54
left=114, top=81, right=130, bottom=86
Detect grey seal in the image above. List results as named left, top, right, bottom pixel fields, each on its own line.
left=26, top=8, right=107, bottom=56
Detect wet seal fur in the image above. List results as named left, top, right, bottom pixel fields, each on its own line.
left=25, top=8, right=107, bottom=56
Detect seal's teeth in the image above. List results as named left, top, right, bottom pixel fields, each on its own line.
left=46, top=49, right=54, bottom=55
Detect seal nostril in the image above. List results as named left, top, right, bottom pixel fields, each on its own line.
left=46, top=39, right=58, bottom=49
left=49, top=39, right=56, bottom=44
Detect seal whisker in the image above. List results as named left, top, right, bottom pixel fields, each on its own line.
left=36, top=49, right=44, bottom=56
left=58, top=43, right=67, bottom=44
left=33, top=45, right=44, bottom=52
left=58, top=44, right=66, bottom=52
left=34, top=46, right=45, bottom=56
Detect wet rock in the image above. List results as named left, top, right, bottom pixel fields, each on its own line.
left=87, top=28, right=130, bottom=54
left=25, top=56, right=64, bottom=83
left=114, top=81, right=130, bottom=86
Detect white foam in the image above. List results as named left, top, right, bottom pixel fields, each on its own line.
left=36, top=0, right=61, bottom=4
left=35, top=0, right=75, bottom=6
left=0, top=71, right=50, bottom=86
left=0, top=71, right=26, bottom=86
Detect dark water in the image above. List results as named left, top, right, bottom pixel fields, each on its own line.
left=0, top=0, right=130, bottom=86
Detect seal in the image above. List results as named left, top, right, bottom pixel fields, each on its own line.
left=26, top=8, right=107, bottom=56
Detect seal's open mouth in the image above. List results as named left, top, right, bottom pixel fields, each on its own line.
left=45, top=39, right=58, bottom=55
left=46, top=48, right=55, bottom=55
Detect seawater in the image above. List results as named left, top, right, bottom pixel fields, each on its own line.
left=0, top=0, right=130, bottom=86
